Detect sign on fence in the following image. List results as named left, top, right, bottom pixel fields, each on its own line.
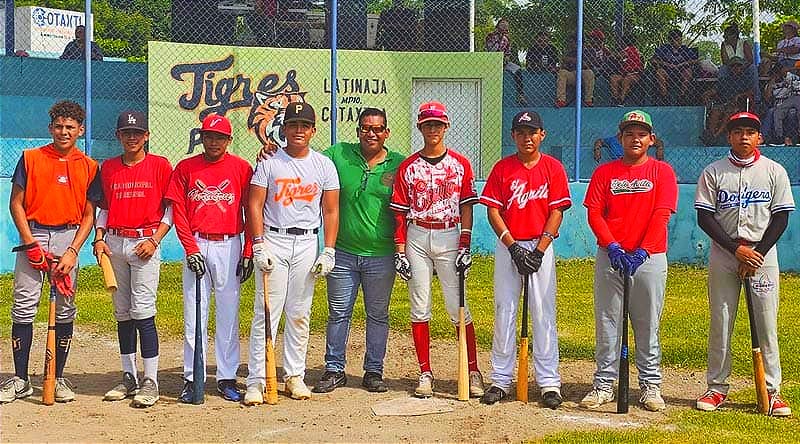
left=13, top=6, right=93, bottom=59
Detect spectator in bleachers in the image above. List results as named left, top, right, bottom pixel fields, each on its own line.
left=700, top=71, right=754, bottom=146
left=585, top=29, right=615, bottom=78
left=714, top=56, right=755, bottom=105
left=764, top=64, right=800, bottom=146
left=774, top=20, right=800, bottom=69
left=609, top=34, right=643, bottom=107
left=485, top=19, right=527, bottom=105
left=247, top=0, right=278, bottom=47
left=718, top=24, right=756, bottom=95
left=555, top=34, right=595, bottom=108
left=525, top=31, right=559, bottom=74
left=652, top=29, right=698, bottom=105
left=376, top=0, right=419, bottom=51
left=60, top=25, right=103, bottom=61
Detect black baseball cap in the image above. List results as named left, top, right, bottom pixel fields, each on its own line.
left=511, top=110, right=544, bottom=130
left=283, top=102, right=316, bottom=126
left=116, top=111, right=147, bottom=131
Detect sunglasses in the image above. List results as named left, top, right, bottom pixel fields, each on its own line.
left=358, top=125, right=387, bottom=134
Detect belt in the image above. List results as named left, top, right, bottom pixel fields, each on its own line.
left=194, top=232, right=237, bottom=241
left=411, top=220, right=458, bottom=230
left=268, top=226, right=319, bottom=236
left=108, top=227, right=158, bottom=238
left=30, top=221, right=79, bottom=231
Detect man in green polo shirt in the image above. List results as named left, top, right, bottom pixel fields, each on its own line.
left=311, top=108, right=405, bottom=393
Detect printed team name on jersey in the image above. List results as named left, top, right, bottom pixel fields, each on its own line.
left=508, top=179, right=548, bottom=209
left=188, top=178, right=235, bottom=212
left=112, top=180, right=154, bottom=200
left=610, top=178, right=653, bottom=195
left=717, top=187, right=772, bottom=209
left=274, top=177, right=320, bottom=206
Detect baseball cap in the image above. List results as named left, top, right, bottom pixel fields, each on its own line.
left=783, top=20, right=799, bottom=30
left=200, top=114, right=233, bottom=136
left=511, top=110, right=543, bottom=131
left=618, top=110, right=653, bottom=133
left=726, top=111, right=761, bottom=132
left=590, top=29, right=605, bottom=39
left=283, top=102, right=316, bottom=125
left=116, top=111, right=147, bottom=131
left=727, top=56, right=746, bottom=66
left=417, top=101, right=449, bottom=125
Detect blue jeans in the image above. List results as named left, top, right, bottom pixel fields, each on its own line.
left=324, top=250, right=395, bottom=374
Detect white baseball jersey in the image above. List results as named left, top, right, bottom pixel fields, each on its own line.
left=694, top=155, right=795, bottom=243
left=251, top=148, right=340, bottom=230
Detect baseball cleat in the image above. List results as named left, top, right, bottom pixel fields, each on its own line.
left=580, top=387, right=614, bottom=409
left=312, top=370, right=347, bottom=393
left=217, top=379, right=243, bottom=402
left=769, top=392, right=792, bottom=417
left=639, top=383, right=666, bottom=411
left=696, top=390, right=726, bottom=411
left=414, top=372, right=434, bottom=398
left=55, top=378, right=76, bottom=403
left=104, top=372, right=138, bottom=401
left=133, top=377, right=159, bottom=408
left=243, top=383, right=264, bottom=406
left=178, top=380, right=194, bottom=404
left=286, top=376, right=311, bottom=400
left=469, top=371, right=485, bottom=398
left=479, top=386, right=507, bottom=405
left=541, top=389, right=562, bottom=409
left=362, top=371, right=388, bottom=393
left=0, top=376, right=34, bottom=403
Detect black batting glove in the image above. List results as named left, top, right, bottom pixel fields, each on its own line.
left=528, top=248, right=544, bottom=273
left=187, top=253, right=206, bottom=278
left=237, top=256, right=254, bottom=283
left=508, top=242, right=536, bottom=275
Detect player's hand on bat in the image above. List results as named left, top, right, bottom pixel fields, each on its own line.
left=48, top=258, right=75, bottom=297
left=394, top=252, right=412, bottom=281
left=257, top=140, right=279, bottom=162
left=133, top=239, right=156, bottom=260
left=313, top=247, right=336, bottom=277
left=24, top=242, right=51, bottom=271
left=187, top=253, right=206, bottom=277
left=606, top=242, right=630, bottom=273
left=237, top=256, right=254, bottom=283
left=455, top=247, right=472, bottom=275
left=528, top=248, right=544, bottom=273
left=735, top=245, right=764, bottom=269
left=508, top=242, right=535, bottom=275
left=737, top=261, right=757, bottom=279
left=92, top=239, right=111, bottom=263
left=252, top=243, right=275, bottom=272
left=626, top=248, right=649, bottom=276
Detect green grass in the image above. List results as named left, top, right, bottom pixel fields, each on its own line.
left=1, top=257, right=798, bottom=440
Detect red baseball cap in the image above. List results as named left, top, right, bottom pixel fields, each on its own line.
left=726, top=112, right=761, bottom=132
left=417, top=101, right=449, bottom=125
left=590, top=29, right=605, bottom=39
left=200, top=114, right=232, bottom=136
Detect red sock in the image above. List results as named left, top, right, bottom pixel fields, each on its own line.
left=454, top=322, right=480, bottom=372
left=412, top=322, right=431, bottom=374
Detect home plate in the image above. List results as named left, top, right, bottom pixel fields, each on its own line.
left=371, top=397, right=455, bottom=416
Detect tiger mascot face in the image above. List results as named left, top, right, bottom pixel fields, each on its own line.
left=247, top=91, right=307, bottom=149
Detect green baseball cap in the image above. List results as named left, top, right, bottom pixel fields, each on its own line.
left=618, top=109, right=653, bottom=133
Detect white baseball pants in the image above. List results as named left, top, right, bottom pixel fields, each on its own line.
left=489, top=239, right=561, bottom=391
left=182, top=235, right=242, bottom=382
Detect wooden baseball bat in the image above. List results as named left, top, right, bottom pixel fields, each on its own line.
left=42, top=281, right=57, bottom=406
left=744, top=278, right=769, bottom=414
left=262, top=272, right=278, bottom=405
left=617, top=269, right=631, bottom=414
left=457, top=270, right=469, bottom=401
left=516, top=274, right=529, bottom=403
left=99, top=252, right=117, bottom=293
left=193, top=275, right=205, bottom=404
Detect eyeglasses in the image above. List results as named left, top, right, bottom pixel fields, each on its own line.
left=358, top=125, right=386, bottom=134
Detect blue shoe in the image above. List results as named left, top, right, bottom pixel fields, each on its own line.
left=217, top=379, right=242, bottom=402
left=178, top=380, right=194, bottom=404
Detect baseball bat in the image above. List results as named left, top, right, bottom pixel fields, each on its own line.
left=99, top=252, right=118, bottom=293
left=42, top=279, right=57, bottom=406
left=262, top=271, right=278, bottom=405
left=744, top=278, right=769, bottom=414
left=617, top=269, right=630, bottom=414
left=457, top=270, right=469, bottom=401
left=193, top=275, right=205, bottom=404
left=516, top=274, right=530, bottom=403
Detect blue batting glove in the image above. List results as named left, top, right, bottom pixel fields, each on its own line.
left=627, top=248, right=649, bottom=276
left=606, top=242, right=629, bottom=272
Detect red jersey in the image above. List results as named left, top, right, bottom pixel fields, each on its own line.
left=165, top=153, right=254, bottom=255
left=390, top=149, right=478, bottom=224
left=583, top=157, right=678, bottom=253
left=100, top=154, right=172, bottom=230
left=480, top=154, right=571, bottom=240
left=621, top=45, right=643, bottom=74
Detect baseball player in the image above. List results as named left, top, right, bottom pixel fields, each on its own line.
left=582, top=110, right=678, bottom=412
left=243, top=102, right=340, bottom=405
left=165, top=113, right=254, bottom=404
left=93, top=111, right=172, bottom=408
left=694, top=112, right=794, bottom=417
left=478, top=110, right=571, bottom=408
left=0, top=100, right=102, bottom=404
left=390, top=100, right=484, bottom=398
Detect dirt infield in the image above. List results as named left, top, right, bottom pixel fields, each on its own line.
left=0, top=326, right=726, bottom=443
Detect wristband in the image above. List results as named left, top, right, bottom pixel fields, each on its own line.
left=253, top=236, right=264, bottom=243
left=91, top=238, right=105, bottom=247
left=541, top=231, right=556, bottom=241
left=499, top=230, right=510, bottom=242
left=147, top=237, right=159, bottom=248
left=66, top=246, right=79, bottom=256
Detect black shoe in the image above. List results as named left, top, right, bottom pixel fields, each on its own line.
left=541, top=390, right=562, bottom=409
left=178, top=380, right=194, bottom=404
left=362, top=371, right=388, bottom=393
left=312, top=370, right=346, bottom=393
left=217, top=379, right=242, bottom=402
left=480, top=386, right=507, bottom=405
